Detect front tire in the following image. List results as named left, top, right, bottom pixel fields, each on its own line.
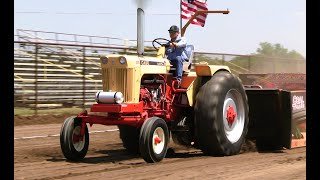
left=60, top=116, right=89, bottom=161
left=194, top=71, right=249, bottom=156
left=139, top=117, right=169, bottom=163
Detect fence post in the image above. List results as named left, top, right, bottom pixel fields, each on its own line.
left=17, top=29, right=20, bottom=41
left=74, top=35, right=78, bottom=45
left=55, top=33, right=59, bottom=44
left=35, top=31, right=38, bottom=42
left=222, top=55, right=225, bottom=65
left=89, top=36, right=93, bottom=46
left=82, top=46, right=86, bottom=110
left=35, top=44, right=38, bottom=115
left=124, top=39, right=129, bottom=54
left=248, top=56, right=251, bottom=73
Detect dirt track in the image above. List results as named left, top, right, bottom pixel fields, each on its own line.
left=14, top=116, right=306, bottom=180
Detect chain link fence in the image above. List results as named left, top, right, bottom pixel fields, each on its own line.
left=193, top=52, right=306, bottom=75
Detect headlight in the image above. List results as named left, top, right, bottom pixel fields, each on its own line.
left=114, top=92, right=124, bottom=104
left=100, top=56, right=108, bottom=64
left=119, top=56, right=126, bottom=64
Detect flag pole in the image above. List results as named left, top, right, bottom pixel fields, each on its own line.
left=180, top=0, right=182, bottom=34
left=181, top=10, right=230, bottom=37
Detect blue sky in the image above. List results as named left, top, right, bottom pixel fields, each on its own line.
left=14, top=0, right=306, bottom=57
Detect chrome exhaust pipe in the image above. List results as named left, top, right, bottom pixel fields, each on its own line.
left=137, top=8, right=145, bottom=56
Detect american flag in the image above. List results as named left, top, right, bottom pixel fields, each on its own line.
left=181, top=0, right=208, bottom=27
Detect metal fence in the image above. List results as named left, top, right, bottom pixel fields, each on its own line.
left=193, top=52, right=306, bottom=75
left=14, top=41, right=306, bottom=114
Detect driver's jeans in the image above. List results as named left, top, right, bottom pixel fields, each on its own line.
left=170, top=56, right=185, bottom=83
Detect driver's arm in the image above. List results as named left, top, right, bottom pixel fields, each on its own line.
left=165, top=46, right=171, bottom=55
left=174, top=37, right=187, bottom=48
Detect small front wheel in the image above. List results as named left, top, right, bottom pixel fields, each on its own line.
left=139, top=117, right=169, bottom=163
left=60, top=116, right=89, bottom=161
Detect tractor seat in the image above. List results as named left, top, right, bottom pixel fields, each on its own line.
left=170, top=45, right=194, bottom=73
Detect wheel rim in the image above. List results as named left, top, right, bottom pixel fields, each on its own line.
left=222, top=89, right=245, bottom=144
left=72, top=126, right=85, bottom=152
left=152, top=127, right=165, bottom=154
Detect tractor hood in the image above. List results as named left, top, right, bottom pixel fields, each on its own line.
left=100, top=54, right=171, bottom=72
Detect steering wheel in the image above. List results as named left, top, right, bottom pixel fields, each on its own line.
left=152, top=38, right=176, bottom=52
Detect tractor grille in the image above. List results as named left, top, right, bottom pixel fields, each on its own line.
left=102, top=68, right=132, bottom=102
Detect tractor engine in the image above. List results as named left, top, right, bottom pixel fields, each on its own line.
left=140, top=75, right=166, bottom=110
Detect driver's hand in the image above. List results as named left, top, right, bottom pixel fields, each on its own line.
left=169, top=42, right=177, bottom=48
left=163, top=43, right=170, bottom=48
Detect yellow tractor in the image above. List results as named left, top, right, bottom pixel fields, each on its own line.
left=60, top=8, right=305, bottom=163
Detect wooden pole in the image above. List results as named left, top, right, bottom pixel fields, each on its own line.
left=181, top=10, right=230, bottom=37
left=180, top=0, right=182, bottom=31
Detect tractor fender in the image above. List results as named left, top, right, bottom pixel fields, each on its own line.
left=185, top=64, right=231, bottom=107
left=194, top=63, right=231, bottom=76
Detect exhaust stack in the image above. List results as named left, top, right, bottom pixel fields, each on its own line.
left=137, top=8, right=144, bottom=56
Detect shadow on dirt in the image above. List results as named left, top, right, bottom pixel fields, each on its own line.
left=47, top=148, right=140, bottom=164
left=256, top=149, right=286, bottom=154
left=241, top=139, right=285, bottom=154
left=165, top=148, right=204, bottom=159
left=47, top=147, right=206, bottom=164
left=46, top=139, right=285, bottom=164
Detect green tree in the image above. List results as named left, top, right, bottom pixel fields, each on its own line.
left=226, top=42, right=306, bottom=74
left=255, top=42, right=305, bottom=59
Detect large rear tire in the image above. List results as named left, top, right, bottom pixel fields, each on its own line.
left=60, top=116, right=89, bottom=161
left=118, top=125, right=140, bottom=154
left=194, top=71, right=249, bottom=156
left=139, top=117, right=169, bottom=163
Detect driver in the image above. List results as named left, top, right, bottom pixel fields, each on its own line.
left=165, top=25, right=188, bottom=87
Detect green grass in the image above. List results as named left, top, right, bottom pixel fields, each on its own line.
left=14, top=107, right=90, bottom=116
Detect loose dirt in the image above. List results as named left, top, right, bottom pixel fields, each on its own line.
left=14, top=115, right=306, bottom=179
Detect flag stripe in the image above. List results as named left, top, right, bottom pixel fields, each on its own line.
left=181, top=0, right=208, bottom=27
left=187, top=3, right=207, bottom=11
left=184, top=0, right=208, bottom=10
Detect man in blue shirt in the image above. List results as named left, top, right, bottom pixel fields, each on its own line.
left=165, top=25, right=188, bottom=87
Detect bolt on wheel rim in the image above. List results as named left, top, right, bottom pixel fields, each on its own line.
left=152, top=127, right=165, bottom=154
left=222, top=89, right=245, bottom=144
left=72, top=126, right=85, bottom=152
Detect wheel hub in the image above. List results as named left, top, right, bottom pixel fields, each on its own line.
left=72, top=126, right=85, bottom=151
left=223, top=89, right=245, bottom=144
left=73, top=134, right=83, bottom=143
left=226, top=105, right=236, bottom=127
left=152, top=127, right=165, bottom=154
left=154, top=136, right=162, bottom=144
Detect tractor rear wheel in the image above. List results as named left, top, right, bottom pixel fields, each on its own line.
left=60, top=116, right=89, bottom=161
left=194, top=71, right=249, bottom=156
left=139, top=117, right=169, bottom=163
left=118, top=125, right=140, bottom=154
